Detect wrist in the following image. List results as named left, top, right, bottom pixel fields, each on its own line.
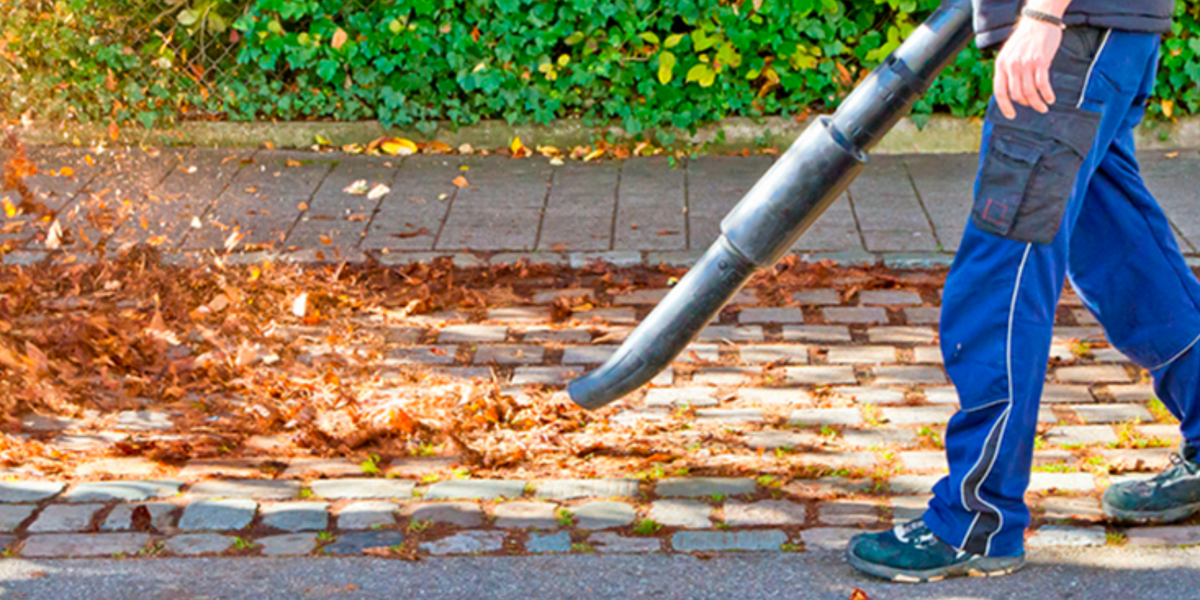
left=1020, top=8, right=1068, bottom=30
left=1023, top=0, right=1071, bottom=18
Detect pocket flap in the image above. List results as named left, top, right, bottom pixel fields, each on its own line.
left=985, top=103, right=1101, bottom=158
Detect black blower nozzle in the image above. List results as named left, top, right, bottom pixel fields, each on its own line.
left=569, top=0, right=974, bottom=410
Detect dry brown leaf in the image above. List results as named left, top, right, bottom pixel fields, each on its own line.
left=331, top=28, right=349, bottom=50
left=452, top=175, right=469, bottom=188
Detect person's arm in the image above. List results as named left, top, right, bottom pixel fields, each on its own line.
left=993, top=0, right=1073, bottom=119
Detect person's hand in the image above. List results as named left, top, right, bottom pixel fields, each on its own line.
left=993, top=16, right=1064, bottom=119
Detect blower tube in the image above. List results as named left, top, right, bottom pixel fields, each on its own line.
left=568, top=0, right=974, bottom=410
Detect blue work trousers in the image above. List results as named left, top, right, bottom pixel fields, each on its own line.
left=924, top=29, right=1200, bottom=557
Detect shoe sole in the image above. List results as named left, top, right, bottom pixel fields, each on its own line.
left=846, top=542, right=1026, bottom=584
left=1101, top=497, right=1200, bottom=524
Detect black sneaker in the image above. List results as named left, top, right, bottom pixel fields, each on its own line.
left=1103, top=441, right=1200, bottom=524
left=847, top=519, right=1026, bottom=583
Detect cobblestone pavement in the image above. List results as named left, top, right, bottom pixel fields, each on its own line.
left=6, top=146, right=1200, bottom=267
left=2, top=146, right=1197, bottom=561
left=0, top=278, right=1189, bottom=559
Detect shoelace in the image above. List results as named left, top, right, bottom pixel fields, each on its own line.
left=1147, top=453, right=1200, bottom=487
left=895, top=519, right=937, bottom=547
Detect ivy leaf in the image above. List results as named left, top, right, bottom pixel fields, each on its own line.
left=564, top=31, right=585, bottom=45
left=639, top=32, right=660, bottom=45
left=692, top=29, right=717, bottom=52
left=331, top=28, right=349, bottom=50
left=686, top=63, right=716, bottom=87
left=715, top=43, right=742, bottom=68
left=658, top=51, right=676, bottom=85
left=388, top=19, right=403, bottom=34
left=177, top=9, right=199, bottom=27
left=267, top=19, right=283, bottom=35
left=316, top=59, right=340, bottom=81
left=664, top=34, right=684, bottom=48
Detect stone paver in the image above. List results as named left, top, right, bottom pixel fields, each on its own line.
left=309, top=478, right=414, bottom=499
left=437, top=325, right=507, bottom=343
left=0, top=505, right=37, bottom=532
left=860, top=290, right=923, bottom=305
left=28, top=503, right=104, bottom=533
left=819, top=501, right=882, bottom=527
left=1045, top=425, right=1118, bottom=447
left=1126, top=525, right=1200, bottom=547
left=526, top=531, right=572, bottom=553
left=1101, top=448, right=1173, bottom=472
left=644, top=388, right=719, bottom=408
left=696, top=326, right=765, bottom=343
left=493, top=501, right=559, bottom=529
left=187, top=479, right=301, bottom=500
left=386, top=346, right=457, bottom=365
left=745, top=431, right=820, bottom=450
left=164, top=533, right=235, bottom=555
left=511, top=367, right=580, bottom=385
left=738, top=308, right=804, bottom=324
left=474, top=344, right=544, bottom=365
left=1037, top=497, right=1103, bottom=521
left=324, top=530, right=406, bottom=555
left=487, top=307, right=551, bottom=323
left=588, top=532, right=662, bottom=553
left=782, top=325, right=852, bottom=343
left=789, top=408, right=863, bottom=427
left=573, top=501, right=637, bottom=530
left=738, top=388, right=812, bottom=405
left=890, top=496, right=932, bottom=522
left=899, top=451, right=949, bottom=472
left=793, top=289, right=841, bottom=305
left=880, top=406, right=956, bottom=425
left=836, top=386, right=906, bottom=405
left=102, top=503, right=177, bottom=532
left=657, top=478, right=755, bottom=498
left=1041, top=385, right=1096, bottom=404
left=868, top=326, right=938, bottom=344
left=523, top=326, right=591, bottom=344
left=178, top=499, right=258, bottom=531
left=738, top=344, right=808, bottom=365
left=782, top=366, right=858, bottom=385
left=800, top=528, right=863, bottom=551
left=1070, top=403, right=1153, bottom=424
left=1055, top=365, right=1132, bottom=383
left=534, top=479, right=638, bottom=500
left=21, top=532, right=150, bottom=557
left=694, top=408, right=764, bottom=423
left=336, top=501, right=399, bottom=530
left=827, top=346, right=896, bottom=364
left=672, top=530, right=787, bottom=552
left=261, top=502, right=329, bottom=532
left=824, top=307, right=887, bottom=324
left=872, top=366, right=948, bottom=385
left=424, top=480, right=527, bottom=500
left=561, top=346, right=618, bottom=365
left=723, top=500, right=806, bottom=526
left=904, top=307, right=941, bottom=324
left=408, top=502, right=484, bottom=527
left=1027, top=526, right=1106, bottom=548
left=691, top=367, right=757, bottom=386
left=647, top=500, right=712, bottom=529
left=840, top=428, right=918, bottom=447
left=259, top=533, right=318, bottom=556
left=281, top=459, right=362, bottom=479
left=62, top=480, right=182, bottom=502
left=114, top=410, right=174, bottom=431
left=0, top=481, right=64, bottom=503
left=1028, top=472, right=1096, bottom=492
left=421, top=530, right=506, bottom=555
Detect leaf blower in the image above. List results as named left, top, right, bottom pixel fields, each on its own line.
left=568, top=0, right=973, bottom=410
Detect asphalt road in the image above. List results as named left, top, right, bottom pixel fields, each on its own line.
left=0, top=547, right=1194, bottom=600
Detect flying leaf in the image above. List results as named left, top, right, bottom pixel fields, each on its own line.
left=1162, top=99, right=1175, bottom=118
left=367, top=183, right=390, bottom=200
left=331, top=28, right=349, bottom=50
left=343, top=179, right=369, bottom=195
left=658, top=52, right=676, bottom=85
left=45, top=219, right=64, bottom=250
left=292, top=293, right=309, bottom=318
left=315, top=134, right=332, bottom=145
left=452, top=175, right=470, bottom=187
left=510, top=136, right=530, bottom=158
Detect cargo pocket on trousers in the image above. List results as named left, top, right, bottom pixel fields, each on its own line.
left=971, top=103, right=1101, bottom=245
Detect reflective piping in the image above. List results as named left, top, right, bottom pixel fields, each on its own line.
left=960, top=243, right=1031, bottom=552
left=1147, top=329, right=1200, bottom=372
left=1077, top=29, right=1112, bottom=109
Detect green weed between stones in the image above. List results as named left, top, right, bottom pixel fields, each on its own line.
left=632, top=520, right=662, bottom=536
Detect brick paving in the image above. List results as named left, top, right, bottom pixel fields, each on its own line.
left=4, top=146, right=1199, bottom=559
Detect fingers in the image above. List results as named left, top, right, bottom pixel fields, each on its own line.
left=994, top=66, right=1016, bottom=120
left=1035, top=65, right=1056, bottom=107
left=1022, top=67, right=1049, bottom=113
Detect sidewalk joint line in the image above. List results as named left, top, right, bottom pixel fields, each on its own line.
left=903, top=159, right=945, bottom=252
left=279, top=158, right=337, bottom=251
left=845, top=188, right=870, bottom=253
left=175, top=148, right=260, bottom=251
left=355, top=155, right=407, bottom=252
left=609, top=160, right=622, bottom=251
left=684, top=158, right=692, bottom=251
left=532, top=164, right=556, bottom=251
left=431, top=158, right=464, bottom=251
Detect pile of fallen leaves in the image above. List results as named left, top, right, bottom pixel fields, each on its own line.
left=0, top=130, right=946, bottom=480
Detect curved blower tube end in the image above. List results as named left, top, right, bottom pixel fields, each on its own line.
left=567, top=0, right=973, bottom=411
left=567, top=236, right=755, bottom=410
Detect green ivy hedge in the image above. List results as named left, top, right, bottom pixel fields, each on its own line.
left=4, top=0, right=1199, bottom=137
